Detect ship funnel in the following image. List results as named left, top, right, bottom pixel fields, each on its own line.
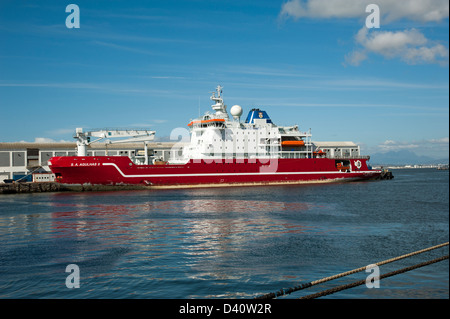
left=245, top=109, right=273, bottom=124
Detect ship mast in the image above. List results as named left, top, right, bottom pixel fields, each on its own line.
left=210, top=85, right=229, bottom=119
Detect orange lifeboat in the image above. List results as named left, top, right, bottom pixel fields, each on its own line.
left=188, top=119, right=225, bottom=126
left=281, top=140, right=305, bottom=147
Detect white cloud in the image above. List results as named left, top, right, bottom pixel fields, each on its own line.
left=47, top=128, right=76, bottom=135
left=91, top=41, right=157, bottom=56
left=344, top=50, right=369, bottom=66
left=280, top=0, right=449, bottom=66
left=402, top=44, right=449, bottom=64
left=345, top=27, right=449, bottom=66
left=280, top=0, right=449, bottom=23
left=34, top=137, right=57, bottom=143
left=33, top=137, right=72, bottom=143
left=429, top=137, right=450, bottom=144
left=377, top=137, right=449, bottom=153
left=378, top=139, right=419, bottom=151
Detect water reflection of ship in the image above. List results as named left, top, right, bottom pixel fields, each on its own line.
left=51, top=202, right=139, bottom=241
left=180, top=199, right=310, bottom=214
left=49, top=199, right=313, bottom=242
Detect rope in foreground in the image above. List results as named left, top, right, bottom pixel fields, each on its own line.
left=255, top=242, right=449, bottom=299
left=300, top=255, right=448, bottom=299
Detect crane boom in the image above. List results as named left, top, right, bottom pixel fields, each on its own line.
left=75, top=128, right=156, bottom=156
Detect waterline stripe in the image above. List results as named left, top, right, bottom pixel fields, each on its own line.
left=103, top=163, right=378, bottom=178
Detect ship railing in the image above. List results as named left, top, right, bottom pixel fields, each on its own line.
left=278, top=152, right=371, bottom=160
left=279, top=151, right=312, bottom=159
left=329, top=155, right=371, bottom=160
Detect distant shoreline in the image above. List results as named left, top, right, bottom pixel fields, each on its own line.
left=373, top=164, right=449, bottom=169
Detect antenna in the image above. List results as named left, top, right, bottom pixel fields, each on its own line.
left=210, top=85, right=229, bottom=119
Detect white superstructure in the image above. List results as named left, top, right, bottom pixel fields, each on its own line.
left=175, top=85, right=314, bottom=163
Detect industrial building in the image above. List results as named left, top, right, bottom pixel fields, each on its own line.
left=0, top=142, right=176, bottom=182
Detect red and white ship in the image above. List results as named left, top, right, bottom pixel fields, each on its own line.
left=49, top=86, right=382, bottom=187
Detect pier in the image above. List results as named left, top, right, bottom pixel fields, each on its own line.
left=0, top=182, right=147, bottom=194
left=0, top=182, right=70, bottom=194
left=375, top=169, right=394, bottom=180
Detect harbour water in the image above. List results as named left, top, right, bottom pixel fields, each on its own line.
left=0, top=168, right=448, bottom=299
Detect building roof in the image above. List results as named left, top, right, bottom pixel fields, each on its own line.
left=312, top=141, right=358, bottom=147
left=0, top=142, right=177, bottom=150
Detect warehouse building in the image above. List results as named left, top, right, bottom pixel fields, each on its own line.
left=0, top=142, right=176, bottom=182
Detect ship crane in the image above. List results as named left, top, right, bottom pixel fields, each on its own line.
left=74, top=128, right=155, bottom=163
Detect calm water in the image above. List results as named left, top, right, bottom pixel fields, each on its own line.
left=0, top=169, right=448, bottom=299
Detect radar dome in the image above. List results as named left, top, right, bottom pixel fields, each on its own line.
left=230, top=105, right=243, bottom=117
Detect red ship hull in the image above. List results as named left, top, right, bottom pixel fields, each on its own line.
left=48, top=156, right=381, bottom=188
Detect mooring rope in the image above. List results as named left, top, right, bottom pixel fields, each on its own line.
left=255, top=242, right=449, bottom=299
left=299, top=255, right=448, bottom=299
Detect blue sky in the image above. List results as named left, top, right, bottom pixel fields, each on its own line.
left=0, top=0, right=448, bottom=159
